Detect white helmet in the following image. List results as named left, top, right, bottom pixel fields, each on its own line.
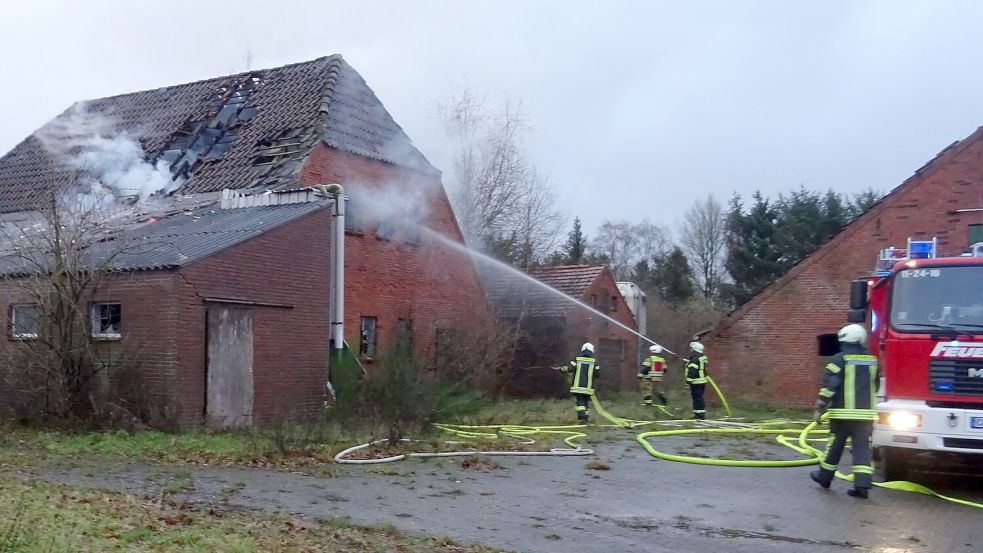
left=649, top=344, right=663, bottom=354
left=581, top=342, right=594, bottom=354
left=690, top=341, right=704, bottom=354
left=837, top=324, right=867, bottom=345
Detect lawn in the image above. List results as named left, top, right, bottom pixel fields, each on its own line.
left=0, top=476, right=505, bottom=552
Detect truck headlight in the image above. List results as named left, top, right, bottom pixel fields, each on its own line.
left=879, top=411, right=922, bottom=431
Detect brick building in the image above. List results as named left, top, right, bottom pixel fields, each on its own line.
left=485, top=265, right=639, bottom=396
left=708, top=128, right=983, bottom=406
left=0, top=56, right=487, bottom=426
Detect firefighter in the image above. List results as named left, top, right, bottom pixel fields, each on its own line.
left=638, top=344, right=667, bottom=406
left=685, top=341, right=708, bottom=420
left=554, top=342, right=599, bottom=424
left=810, top=323, right=878, bottom=499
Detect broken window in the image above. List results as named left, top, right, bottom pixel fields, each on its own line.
left=91, top=303, right=122, bottom=340
left=434, top=328, right=458, bottom=369
left=9, top=304, right=39, bottom=340
left=610, top=296, right=619, bottom=312
left=360, top=316, right=377, bottom=359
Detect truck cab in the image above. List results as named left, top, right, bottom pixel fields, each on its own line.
left=858, top=239, right=983, bottom=479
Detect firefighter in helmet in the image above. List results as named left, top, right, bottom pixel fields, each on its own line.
left=638, top=344, right=667, bottom=406
left=810, top=323, right=879, bottom=499
left=685, top=341, right=708, bottom=419
left=554, top=342, right=600, bottom=424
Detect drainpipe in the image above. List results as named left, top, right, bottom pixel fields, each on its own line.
left=318, top=184, right=345, bottom=399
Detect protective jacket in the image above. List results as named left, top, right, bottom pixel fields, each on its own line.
left=818, top=343, right=878, bottom=421
left=685, top=352, right=708, bottom=385
left=638, top=354, right=666, bottom=381
left=562, top=353, right=599, bottom=395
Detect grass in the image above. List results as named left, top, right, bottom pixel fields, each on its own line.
left=0, top=476, right=506, bottom=552
left=0, top=392, right=809, bottom=471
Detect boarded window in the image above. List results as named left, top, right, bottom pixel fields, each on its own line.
left=360, top=317, right=377, bottom=359
left=344, top=198, right=361, bottom=233
left=9, top=304, right=39, bottom=340
left=610, top=296, right=619, bottom=312
left=91, top=303, right=122, bottom=340
left=396, top=318, right=413, bottom=354
left=377, top=218, right=395, bottom=240
left=434, top=328, right=458, bottom=368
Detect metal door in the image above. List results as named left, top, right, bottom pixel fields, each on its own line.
left=206, top=306, right=254, bottom=428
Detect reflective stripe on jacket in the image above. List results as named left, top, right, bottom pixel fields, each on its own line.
left=686, top=353, right=708, bottom=384
left=820, top=347, right=878, bottom=421
left=563, top=355, right=598, bottom=395
left=639, top=355, right=666, bottom=380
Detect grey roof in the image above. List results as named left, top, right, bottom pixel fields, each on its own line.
left=0, top=201, right=329, bottom=275
left=0, top=56, right=435, bottom=214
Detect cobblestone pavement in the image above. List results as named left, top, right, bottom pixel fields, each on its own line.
left=41, top=436, right=981, bottom=553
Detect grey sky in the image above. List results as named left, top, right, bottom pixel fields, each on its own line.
left=2, top=1, right=982, bottom=236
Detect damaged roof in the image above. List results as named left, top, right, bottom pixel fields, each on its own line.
left=0, top=55, right=435, bottom=214
left=485, top=265, right=608, bottom=318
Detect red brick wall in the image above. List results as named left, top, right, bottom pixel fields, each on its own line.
left=177, top=208, right=332, bottom=425
left=0, top=272, right=181, bottom=418
left=299, top=144, right=490, bottom=368
left=566, top=268, right=640, bottom=391
left=709, top=129, right=983, bottom=406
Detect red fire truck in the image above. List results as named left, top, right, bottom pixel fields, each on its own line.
left=850, top=238, right=983, bottom=480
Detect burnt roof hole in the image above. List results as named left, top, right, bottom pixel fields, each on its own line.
left=154, top=73, right=263, bottom=182
left=253, top=129, right=307, bottom=166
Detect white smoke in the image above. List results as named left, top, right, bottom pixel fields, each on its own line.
left=346, top=181, right=431, bottom=232
left=34, top=103, right=177, bottom=205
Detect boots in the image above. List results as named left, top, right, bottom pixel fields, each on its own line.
left=810, top=470, right=831, bottom=489
left=642, top=395, right=653, bottom=406
left=847, top=488, right=869, bottom=499
left=656, top=393, right=667, bottom=406
left=577, top=411, right=589, bottom=425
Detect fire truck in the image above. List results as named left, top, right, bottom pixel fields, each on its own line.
left=849, top=238, right=983, bottom=480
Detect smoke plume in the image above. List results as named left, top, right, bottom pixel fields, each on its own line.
left=34, top=103, right=177, bottom=205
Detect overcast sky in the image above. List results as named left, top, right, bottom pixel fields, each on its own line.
left=1, top=1, right=982, bottom=235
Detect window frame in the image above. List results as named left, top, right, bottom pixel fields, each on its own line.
left=9, top=304, right=40, bottom=341
left=359, top=316, right=378, bottom=360
left=90, top=302, right=122, bottom=340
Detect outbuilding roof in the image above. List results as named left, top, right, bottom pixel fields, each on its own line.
left=485, top=265, right=608, bottom=318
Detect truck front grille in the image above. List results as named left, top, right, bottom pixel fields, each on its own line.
left=929, top=359, right=983, bottom=397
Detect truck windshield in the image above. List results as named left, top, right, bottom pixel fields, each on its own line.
left=891, top=266, right=983, bottom=333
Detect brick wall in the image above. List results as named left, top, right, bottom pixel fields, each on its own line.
left=566, top=268, right=640, bottom=391
left=299, top=144, right=491, bottom=369
left=0, top=271, right=181, bottom=418
left=177, top=208, right=332, bottom=425
left=708, top=128, right=983, bottom=406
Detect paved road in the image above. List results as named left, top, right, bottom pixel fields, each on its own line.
left=41, top=436, right=981, bottom=553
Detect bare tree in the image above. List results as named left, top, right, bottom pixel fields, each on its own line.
left=0, top=166, right=151, bottom=423
left=680, top=194, right=727, bottom=301
left=589, top=220, right=670, bottom=280
left=439, top=88, right=563, bottom=267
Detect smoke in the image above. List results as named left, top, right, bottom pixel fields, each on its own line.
left=34, top=103, right=177, bottom=206
left=346, top=181, right=430, bottom=232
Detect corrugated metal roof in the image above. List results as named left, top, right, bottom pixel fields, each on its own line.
left=0, top=201, right=329, bottom=275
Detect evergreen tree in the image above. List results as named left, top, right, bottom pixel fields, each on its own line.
left=723, top=192, right=783, bottom=306
left=563, top=217, right=587, bottom=264
left=645, top=247, right=696, bottom=305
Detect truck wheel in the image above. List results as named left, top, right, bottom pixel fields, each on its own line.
left=881, top=447, right=912, bottom=481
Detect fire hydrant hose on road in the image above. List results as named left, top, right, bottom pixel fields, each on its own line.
left=334, top=372, right=983, bottom=510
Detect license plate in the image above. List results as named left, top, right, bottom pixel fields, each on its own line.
left=972, top=416, right=983, bottom=429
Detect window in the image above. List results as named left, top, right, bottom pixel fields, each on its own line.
left=970, top=224, right=983, bottom=246
left=434, top=328, right=458, bottom=368
left=376, top=218, right=395, bottom=240
left=359, top=316, right=377, bottom=359
left=9, top=304, right=39, bottom=340
left=610, top=296, right=619, bottom=312
left=344, top=198, right=361, bottom=233
left=396, top=318, right=413, bottom=354
left=404, top=207, right=422, bottom=244
left=91, top=303, right=122, bottom=339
